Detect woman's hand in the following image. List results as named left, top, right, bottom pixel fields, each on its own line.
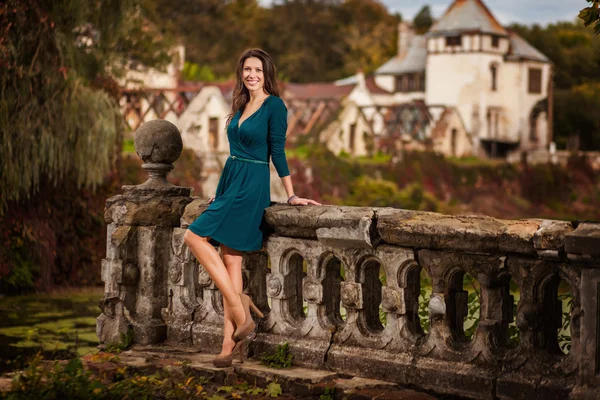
left=288, top=196, right=321, bottom=206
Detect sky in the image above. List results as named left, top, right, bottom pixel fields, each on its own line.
left=259, top=0, right=583, bottom=26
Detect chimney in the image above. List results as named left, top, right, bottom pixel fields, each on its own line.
left=397, top=21, right=414, bottom=59
left=356, top=68, right=366, bottom=90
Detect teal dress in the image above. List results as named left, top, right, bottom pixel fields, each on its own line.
left=187, top=95, right=290, bottom=252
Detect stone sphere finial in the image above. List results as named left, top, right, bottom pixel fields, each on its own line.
left=133, top=120, right=183, bottom=188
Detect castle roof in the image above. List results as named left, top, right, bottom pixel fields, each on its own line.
left=428, top=0, right=507, bottom=36
left=375, top=36, right=427, bottom=75
left=283, top=82, right=354, bottom=101
left=506, top=31, right=550, bottom=63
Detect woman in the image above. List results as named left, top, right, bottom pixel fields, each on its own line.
left=183, top=48, right=320, bottom=368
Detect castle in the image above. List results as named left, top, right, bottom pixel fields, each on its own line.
left=323, top=0, right=552, bottom=159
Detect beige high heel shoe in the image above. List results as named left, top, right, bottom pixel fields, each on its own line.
left=233, top=293, right=264, bottom=343
left=212, top=339, right=245, bottom=368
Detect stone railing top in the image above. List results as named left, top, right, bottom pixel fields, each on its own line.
left=177, top=199, right=600, bottom=263
left=376, top=209, right=557, bottom=257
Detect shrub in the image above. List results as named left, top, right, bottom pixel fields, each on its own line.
left=260, top=342, right=293, bottom=369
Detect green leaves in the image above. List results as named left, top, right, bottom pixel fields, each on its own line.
left=579, top=1, right=600, bottom=35
left=183, top=62, right=216, bottom=82
left=246, top=387, right=265, bottom=395
left=105, top=327, right=134, bottom=354
left=320, top=387, right=335, bottom=400
left=0, top=0, right=172, bottom=213
left=558, top=291, right=573, bottom=354
left=260, top=342, right=294, bottom=369
left=266, top=382, right=283, bottom=398
left=413, top=5, right=434, bottom=34
left=217, top=385, right=234, bottom=393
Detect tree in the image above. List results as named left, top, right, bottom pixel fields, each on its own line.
left=579, top=0, right=600, bottom=34
left=554, top=84, right=600, bottom=150
left=413, top=5, right=433, bottom=34
left=141, top=0, right=401, bottom=82
left=183, top=62, right=217, bottom=82
left=143, top=0, right=264, bottom=78
left=0, top=0, right=170, bottom=211
left=339, top=0, right=399, bottom=75
left=257, top=0, right=348, bottom=82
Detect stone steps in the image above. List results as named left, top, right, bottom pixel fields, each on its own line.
left=0, top=344, right=447, bottom=399
left=113, top=345, right=442, bottom=399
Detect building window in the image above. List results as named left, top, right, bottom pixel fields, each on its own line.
left=407, top=74, right=415, bottom=91
left=528, top=68, right=542, bottom=94
left=349, top=123, right=357, bottom=153
left=209, top=117, right=219, bottom=150
left=490, top=64, right=497, bottom=91
left=451, top=129, right=458, bottom=157
left=396, top=73, right=425, bottom=92
left=395, top=76, right=403, bottom=92
left=491, top=36, right=500, bottom=48
left=397, top=75, right=422, bottom=92
left=446, top=35, right=462, bottom=48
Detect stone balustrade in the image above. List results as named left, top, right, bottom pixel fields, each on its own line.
left=97, top=120, right=600, bottom=400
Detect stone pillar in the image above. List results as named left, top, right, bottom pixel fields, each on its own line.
left=566, top=223, right=600, bottom=399
left=97, top=120, right=192, bottom=346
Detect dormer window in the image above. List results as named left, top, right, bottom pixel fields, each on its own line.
left=446, top=35, right=462, bottom=47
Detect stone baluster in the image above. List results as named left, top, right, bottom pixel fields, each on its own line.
left=565, top=222, right=600, bottom=399
left=162, top=223, right=200, bottom=346
left=98, top=120, right=192, bottom=346
left=377, top=246, right=420, bottom=350
left=97, top=224, right=138, bottom=343
left=242, top=251, right=270, bottom=316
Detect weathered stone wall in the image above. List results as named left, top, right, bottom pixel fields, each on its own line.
left=98, top=120, right=600, bottom=400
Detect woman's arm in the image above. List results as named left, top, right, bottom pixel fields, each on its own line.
left=280, top=175, right=320, bottom=206
left=268, top=97, right=320, bottom=206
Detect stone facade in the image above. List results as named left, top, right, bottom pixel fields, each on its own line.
left=371, top=0, right=553, bottom=159
left=98, top=120, right=600, bottom=399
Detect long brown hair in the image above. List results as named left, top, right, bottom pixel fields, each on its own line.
left=227, top=48, right=280, bottom=126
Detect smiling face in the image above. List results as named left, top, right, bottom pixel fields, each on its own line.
left=242, top=57, right=265, bottom=94
left=228, top=49, right=280, bottom=125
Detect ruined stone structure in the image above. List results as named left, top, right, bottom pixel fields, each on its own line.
left=98, top=120, right=600, bottom=399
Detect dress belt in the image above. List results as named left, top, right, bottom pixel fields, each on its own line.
left=229, top=155, right=268, bottom=165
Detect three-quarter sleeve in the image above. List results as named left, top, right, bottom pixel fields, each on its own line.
left=268, top=97, right=290, bottom=178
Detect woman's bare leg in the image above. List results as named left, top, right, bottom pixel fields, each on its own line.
left=220, top=245, right=244, bottom=356
left=183, top=230, right=246, bottom=327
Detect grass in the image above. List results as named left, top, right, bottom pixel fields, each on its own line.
left=355, top=152, right=392, bottom=165
left=285, top=145, right=312, bottom=160
left=0, top=287, right=103, bottom=372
